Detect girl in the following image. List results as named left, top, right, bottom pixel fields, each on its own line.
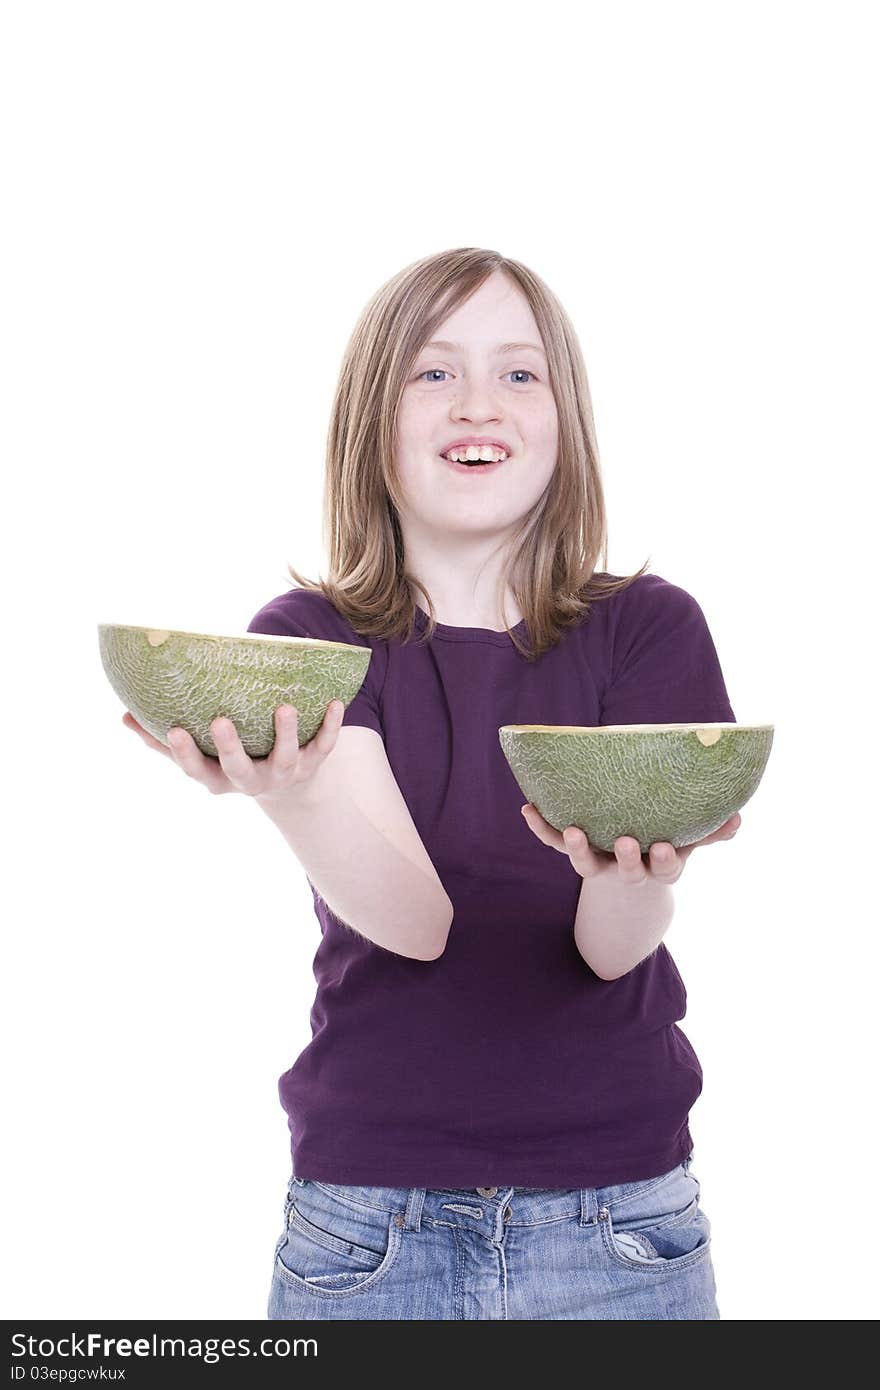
left=125, top=247, right=740, bottom=1319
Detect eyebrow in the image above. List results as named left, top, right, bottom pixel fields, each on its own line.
left=422, top=339, right=547, bottom=360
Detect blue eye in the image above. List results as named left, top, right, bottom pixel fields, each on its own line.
left=418, top=369, right=536, bottom=384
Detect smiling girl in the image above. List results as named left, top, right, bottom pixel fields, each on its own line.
left=127, top=247, right=739, bottom=1319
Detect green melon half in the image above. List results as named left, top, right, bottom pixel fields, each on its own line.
left=98, top=623, right=372, bottom=758
left=498, top=722, right=773, bottom=853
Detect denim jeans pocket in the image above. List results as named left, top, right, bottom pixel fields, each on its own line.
left=273, top=1181, right=404, bottom=1299
left=596, top=1163, right=711, bottom=1273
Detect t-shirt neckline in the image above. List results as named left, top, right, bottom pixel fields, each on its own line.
left=414, top=604, right=528, bottom=645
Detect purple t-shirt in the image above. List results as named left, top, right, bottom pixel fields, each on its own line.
left=246, top=572, right=736, bottom=1188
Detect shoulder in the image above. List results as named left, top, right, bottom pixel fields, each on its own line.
left=247, top=586, right=373, bottom=648
left=605, top=570, right=697, bottom=612
left=598, top=572, right=734, bottom=724
left=596, top=571, right=715, bottom=667
left=600, top=570, right=705, bottom=631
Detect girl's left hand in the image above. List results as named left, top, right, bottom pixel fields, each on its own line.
left=520, top=804, right=741, bottom=884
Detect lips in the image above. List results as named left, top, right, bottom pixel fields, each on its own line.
left=440, top=453, right=506, bottom=475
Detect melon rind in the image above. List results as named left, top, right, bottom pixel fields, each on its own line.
left=498, top=723, right=774, bottom=853
left=98, top=623, right=372, bottom=758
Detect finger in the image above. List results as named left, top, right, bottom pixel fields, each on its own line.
left=209, top=717, right=257, bottom=787
left=168, top=723, right=235, bottom=794
left=613, top=836, right=649, bottom=885
left=295, top=699, right=345, bottom=773
left=521, top=803, right=566, bottom=850
left=123, top=711, right=174, bottom=757
left=264, top=704, right=302, bottom=773
left=315, top=698, right=346, bottom=748
left=561, top=824, right=606, bottom=878
left=523, top=806, right=606, bottom=876
left=648, top=841, right=684, bottom=882
left=698, top=814, right=740, bottom=844
left=683, top=813, right=742, bottom=855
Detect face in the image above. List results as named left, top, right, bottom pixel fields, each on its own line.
left=394, top=270, right=558, bottom=540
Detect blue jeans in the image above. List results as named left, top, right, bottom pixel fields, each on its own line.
left=267, top=1151, right=720, bottom=1319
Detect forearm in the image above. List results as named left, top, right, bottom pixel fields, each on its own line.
left=254, top=785, right=453, bottom=962
left=573, top=871, right=675, bottom=979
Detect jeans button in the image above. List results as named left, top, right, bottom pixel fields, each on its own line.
left=476, top=1187, right=498, bottom=1198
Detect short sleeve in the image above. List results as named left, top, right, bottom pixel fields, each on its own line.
left=599, top=574, right=736, bottom=726
left=245, top=586, right=386, bottom=739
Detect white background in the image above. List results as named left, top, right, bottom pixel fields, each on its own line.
left=2, top=0, right=876, bottom=1322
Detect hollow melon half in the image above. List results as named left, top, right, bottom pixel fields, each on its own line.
left=98, top=622, right=371, bottom=758
left=498, top=722, right=774, bottom=853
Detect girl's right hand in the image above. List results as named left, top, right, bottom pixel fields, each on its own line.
left=121, top=703, right=345, bottom=802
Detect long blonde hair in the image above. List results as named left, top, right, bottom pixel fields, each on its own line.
left=288, top=247, right=650, bottom=661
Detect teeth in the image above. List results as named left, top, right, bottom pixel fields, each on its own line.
left=444, top=446, right=508, bottom=463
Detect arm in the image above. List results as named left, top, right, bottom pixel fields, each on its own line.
left=244, top=597, right=451, bottom=960
left=572, top=872, right=675, bottom=979
left=522, top=802, right=741, bottom=980
left=256, top=726, right=454, bottom=962
left=571, top=574, right=737, bottom=978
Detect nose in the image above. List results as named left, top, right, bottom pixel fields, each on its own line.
left=451, top=377, right=504, bottom=419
